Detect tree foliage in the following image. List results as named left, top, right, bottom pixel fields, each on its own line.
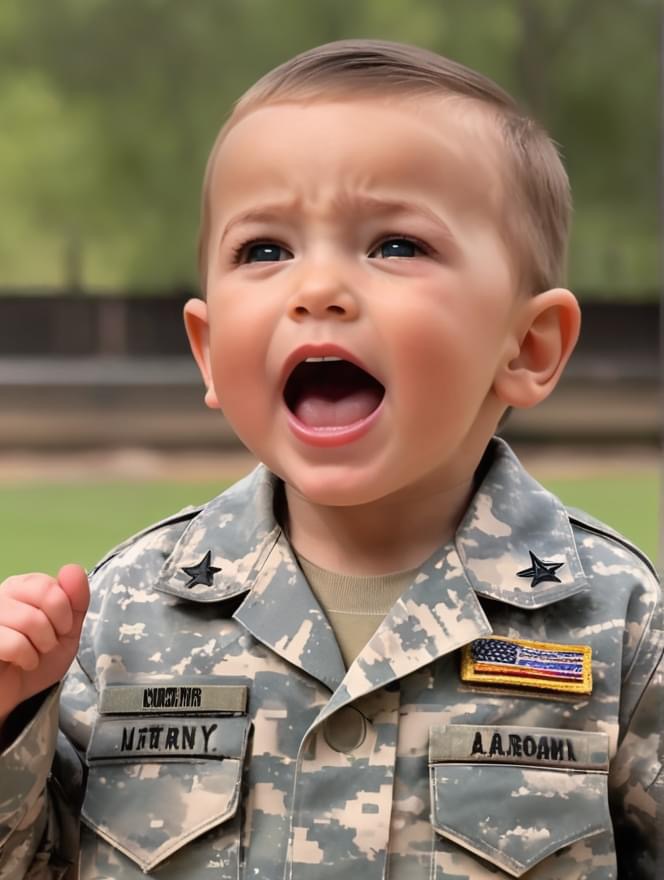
left=0, top=0, right=659, bottom=297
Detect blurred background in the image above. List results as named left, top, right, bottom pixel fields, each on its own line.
left=0, top=0, right=659, bottom=574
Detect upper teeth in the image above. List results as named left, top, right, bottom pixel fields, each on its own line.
left=303, top=356, right=343, bottom=363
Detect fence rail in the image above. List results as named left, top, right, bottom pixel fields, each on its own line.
left=0, top=294, right=659, bottom=369
left=0, top=295, right=658, bottom=449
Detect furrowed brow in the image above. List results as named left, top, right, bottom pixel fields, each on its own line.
left=220, top=194, right=454, bottom=244
left=219, top=204, right=297, bottom=245
left=342, top=195, right=456, bottom=241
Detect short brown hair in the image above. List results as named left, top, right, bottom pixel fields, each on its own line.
left=198, top=39, right=571, bottom=295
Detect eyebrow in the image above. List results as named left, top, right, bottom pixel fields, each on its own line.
left=219, top=194, right=456, bottom=244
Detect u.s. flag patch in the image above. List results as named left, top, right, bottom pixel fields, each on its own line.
left=460, top=636, right=592, bottom=695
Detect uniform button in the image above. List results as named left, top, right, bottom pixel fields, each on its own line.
left=323, top=706, right=367, bottom=753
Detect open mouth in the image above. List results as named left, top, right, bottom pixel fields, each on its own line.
left=284, top=357, right=385, bottom=428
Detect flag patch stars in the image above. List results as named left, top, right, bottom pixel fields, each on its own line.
left=181, top=551, right=221, bottom=588
left=460, top=636, right=592, bottom=694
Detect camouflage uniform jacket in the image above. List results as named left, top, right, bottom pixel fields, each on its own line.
left=1, top=438, right=662, bottom=879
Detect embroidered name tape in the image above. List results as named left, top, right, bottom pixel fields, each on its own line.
left=99, top=683, right=247, bottom=715
left=88, top=715, right=249, bottom=762
left=429, top=723, right=609, bottom=771
left=461, top=636, right=592, bottom=694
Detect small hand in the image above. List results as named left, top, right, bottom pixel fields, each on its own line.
left=0, top=565, right=90, bottom=726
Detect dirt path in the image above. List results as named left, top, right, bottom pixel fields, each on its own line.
left=0, top=443, right=658, bottom=483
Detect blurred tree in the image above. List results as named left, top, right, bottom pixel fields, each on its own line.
left=0, top=0, right=658, bottom=297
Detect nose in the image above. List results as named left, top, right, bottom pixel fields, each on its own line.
left=286, top=260, right=360, bottom=322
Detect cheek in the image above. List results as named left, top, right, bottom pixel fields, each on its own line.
left=206, top=318, right=267, bottom=410
left=386, top=302, right=507, bottom=409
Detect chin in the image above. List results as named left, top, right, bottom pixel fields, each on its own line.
left=285, top=466, right=393, bottom=509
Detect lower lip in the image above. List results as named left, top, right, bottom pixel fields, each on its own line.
left=286, top=399, right=384, bottom=448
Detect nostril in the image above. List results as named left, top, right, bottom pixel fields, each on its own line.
left=287, top=290, right=357, bottom=320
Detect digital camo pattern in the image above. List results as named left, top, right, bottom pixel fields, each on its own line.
left=0, top=437, right=661, bottom=879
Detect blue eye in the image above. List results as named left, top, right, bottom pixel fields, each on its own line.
left=232, top=241, right=290, bottom=264
left=371, top=237, right=425, bottom=258
left=247, top=243, right=283, bottom=263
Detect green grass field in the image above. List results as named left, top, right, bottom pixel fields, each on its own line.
left=0, top=473, right=658, bottom=578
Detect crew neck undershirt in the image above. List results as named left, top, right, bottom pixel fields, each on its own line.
left=295, top=553, right=419, bottom=668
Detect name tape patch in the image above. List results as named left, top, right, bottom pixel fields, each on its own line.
left=461, top=636, right=592, bottom=694
left=430, top=724, right=609, bottom=771
left=99, top=683, right=247, bottom=715
left=88, top=714, right=249, bottom=762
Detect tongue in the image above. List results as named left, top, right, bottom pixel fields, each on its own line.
left=295, top=388, right=382, bottom=427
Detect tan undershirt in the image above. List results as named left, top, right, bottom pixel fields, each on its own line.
left=296, top=554, right=419, bottom=668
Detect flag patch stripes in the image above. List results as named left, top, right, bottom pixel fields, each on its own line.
left=460, top=636, right=592, bottom=695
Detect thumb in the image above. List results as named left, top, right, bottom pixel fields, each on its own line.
left=57, top=564, right=90, bottom=633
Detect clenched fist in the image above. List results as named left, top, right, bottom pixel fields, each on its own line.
left=0, top=564, right=90, bottom=727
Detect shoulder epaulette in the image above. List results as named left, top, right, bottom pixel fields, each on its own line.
left=87, top=503, right=205, bottom=579
left=567, top=506, right=658, bottom=580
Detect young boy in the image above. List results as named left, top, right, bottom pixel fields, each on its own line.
left=0, top=39, right=660, bottom=880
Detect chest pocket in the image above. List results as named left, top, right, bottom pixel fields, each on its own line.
left=82, top=701, right=250, bottom=874
left=428, top=724, right=613, bottom=878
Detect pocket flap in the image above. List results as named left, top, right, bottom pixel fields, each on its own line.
left=429, top=724, right=611, bottom=877
left=82, top=715, right=250, bottom=872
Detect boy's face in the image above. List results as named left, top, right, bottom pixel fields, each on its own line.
left=189, top=96, right=528, bottom=507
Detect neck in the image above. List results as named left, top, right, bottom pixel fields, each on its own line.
left=283, top=474, right=476, bottom=576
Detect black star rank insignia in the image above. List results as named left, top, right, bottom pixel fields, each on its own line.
left=181, top=551, right=221, bottom=588
left=516, top=551, right=564, bottom=588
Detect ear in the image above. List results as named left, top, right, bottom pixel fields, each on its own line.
left=182, top=298, right=221, bottom=410
left=494, top=288, right=581, bottom=409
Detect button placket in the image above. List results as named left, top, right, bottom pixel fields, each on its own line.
left=289, top=687, right=401, bottom=879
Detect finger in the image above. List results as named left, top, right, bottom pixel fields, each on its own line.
left=1, top=573, right=51, bottom=592
left=0, top=625, right=39, bottom=671
left=2, top=576, right=73, bottom=637
left=57, top=565, right=90, bottom=615
left=0, top=597, right=58, bottom=654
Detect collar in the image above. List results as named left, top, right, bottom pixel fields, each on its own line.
left=154, top=436, right=588, bottom=611
left=155, top=465, right=282, bottom=603
left=456, top=437, right=588, bottom=608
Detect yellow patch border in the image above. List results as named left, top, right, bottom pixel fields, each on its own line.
left=461, top=636, right=592, bottom=695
